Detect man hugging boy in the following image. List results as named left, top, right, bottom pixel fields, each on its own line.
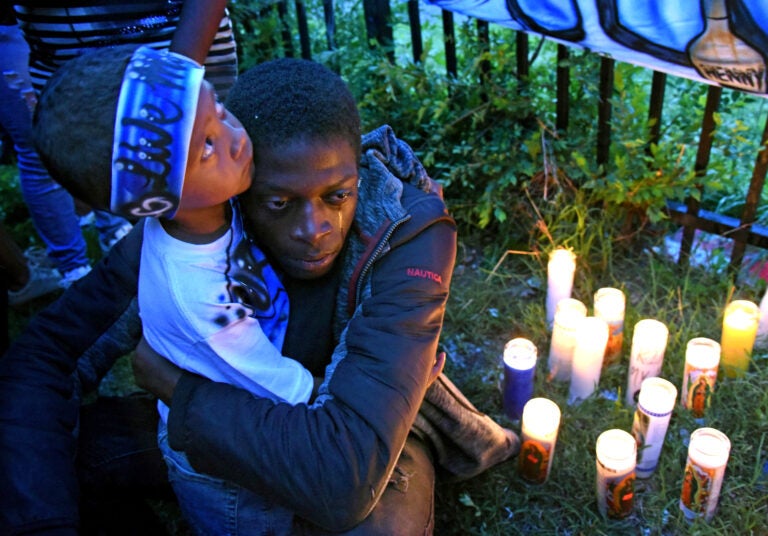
left=33, top=44, right=311, bottom=534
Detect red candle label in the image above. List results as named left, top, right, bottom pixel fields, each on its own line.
left=518, top=438, right=551, bottom=484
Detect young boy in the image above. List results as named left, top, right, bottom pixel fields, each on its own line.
left=33, top=44, right=312, bottom=533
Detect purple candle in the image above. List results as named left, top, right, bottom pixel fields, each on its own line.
left=502, top=338, right=538, bottom=421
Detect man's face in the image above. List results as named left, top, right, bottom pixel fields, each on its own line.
left=179, top=82, right=254, bottom=211
left=241, top=137, right=359, bottom=280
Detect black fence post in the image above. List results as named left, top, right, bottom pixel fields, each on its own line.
left=363, top=0, right=394, bottom=61
left=597, top=57, right=614, bottom=170
left=679, top=85, right=722, bottom=266
left=276, top=1, right=295, bottom=58
left=294, top=0, right=312, bottom=59
left=556, top=44, right=570, bottom=133
left=322, top=0, right=335, bottom=50
left=442, top=9, right=457, bottom=77
left=730, top=116, right=768, bottom=274
left=516, top=31, right=528, bottom=86
left=407, top=0, right=423, bottom=63
left=647, top=71, right=666, bottom=148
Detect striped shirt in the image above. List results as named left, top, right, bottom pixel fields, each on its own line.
left=12, top=2, right=238, bottom=97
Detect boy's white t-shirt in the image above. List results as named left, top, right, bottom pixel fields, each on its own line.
left=138, top=204, right=313, bottom=423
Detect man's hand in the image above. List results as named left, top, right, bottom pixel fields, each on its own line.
left=428, top=352, right=446, bottom=386
left=132, top=336, right=183, bottom=405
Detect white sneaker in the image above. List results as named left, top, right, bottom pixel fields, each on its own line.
left=8, top=262, right=62, bottom=307
left=23, top=246, right=55, bottom=268
left=98, top=222, right=133, bottom=252
left=78, top=211, right=96, bottom=227
left=59, top=265, right=92, bottom=288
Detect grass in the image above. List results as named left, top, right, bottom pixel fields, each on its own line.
left=4, top=164, right=768, bottom=535
left=433, top=230, right=768, bottom=535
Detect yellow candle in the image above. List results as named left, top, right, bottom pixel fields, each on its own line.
left=720, top=300, right=758, bottom=378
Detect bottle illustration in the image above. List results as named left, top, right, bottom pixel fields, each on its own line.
left=688, top=0, right=767, bottom=94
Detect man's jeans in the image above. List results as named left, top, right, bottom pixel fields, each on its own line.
left=0, top=23, right=128, bottom=273
left=158, top=421, right=294, bottom=536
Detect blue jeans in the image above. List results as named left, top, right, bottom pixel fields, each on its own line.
left=158, top=421, right=294, bottom=536
left=0, top=24, right=127, bottom=273
left=76, top=393, right=434, bottom=535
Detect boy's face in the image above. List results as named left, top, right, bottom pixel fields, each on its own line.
left=178, top=82, right=254, bottom=211
left=241, top=137, right=359, bottom=280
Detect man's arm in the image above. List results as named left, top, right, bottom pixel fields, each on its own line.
left=137, top=217, right=456, bottom=531
left=0, top=225, right=143, bottom=534
left=169, top=0, right=229, bottom=64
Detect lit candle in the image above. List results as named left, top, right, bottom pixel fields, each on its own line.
left=679, top=427, right=731, bottom=522
left=631, top=377, right=677, bottom=479
left=568, top=316, right=609, bottom=405
left=518, top=398, right=561, bottom=484
left=547, top=298, right=587, bottom=382
left=593, top=287, right=626, bottom=367
left=502, top=338, right=538, bottom=421
left=756, top=287, right=768, bottom=350
left=720, top=300, right=759, bottom=378
left=681, top=337, right=720, bottom=418
left=546, top=248, right=576, bottom=327
left=595, top=429, right=636, bottom=519
left=625, top=319, right=669, bottom=406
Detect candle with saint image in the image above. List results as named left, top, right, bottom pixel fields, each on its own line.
left=595, top=429, right=636, bottom=519
left=681, top=337, right=720, bottom=418
left=625, top=319, right=669, bottom=406
left=518, top=398, right=561, bottom=484
left=593, top=287, right=625, bottom=367
left=720, top=299, right=758, bottom=377
left=680, top=427, right=731, bottom=522
left=568, top=316, right=609, bottom=405
left=502, top=338, right=537, bottom=421
left=546, top=248, right=576, bottom=327
left=548, top=298, right=588, bottom=381
left=631, top=377, right=677, bottom=479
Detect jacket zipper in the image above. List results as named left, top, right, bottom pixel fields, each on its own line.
left=354, top=214, right=411, bottom=307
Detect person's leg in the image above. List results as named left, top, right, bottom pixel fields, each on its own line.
left=1, top=219, right=61, bottom=306
left=158, top=421, right=294, bottom=536
left=77, top=394, right=173, bottom=535
left=0, top=24, right=91, bottom=279
left=93, top=210, right=134, bottom=253
left=294, top=434, right=436, bottom=536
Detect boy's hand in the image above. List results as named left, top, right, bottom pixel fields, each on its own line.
left=132, top=336, right=182, bottom=405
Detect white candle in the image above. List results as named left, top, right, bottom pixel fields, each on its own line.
left=595, top=429, right=636, bottom=519
left=568, top=316, right=609, bottom=405
left=548, top=298, right=587, bottom=382
left=518, top=398, right=561, bottom=484
left=756, top=287, right=768, bottom=350
left=593, top=287, right=626, bottom=367
left=720, top=299, right=758, bottom=378
left=625, top=319, right=669, bottom=406
left=680, top=427, right=731, bottom=522
left=681, top=337, right=720, bottom=418
left=546, top=248, right=576, bottom=327
left=631, top=377, right=677, bottom=479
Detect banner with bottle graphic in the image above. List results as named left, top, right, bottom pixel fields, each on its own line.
left=426, top=0, right=768, bottom=96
